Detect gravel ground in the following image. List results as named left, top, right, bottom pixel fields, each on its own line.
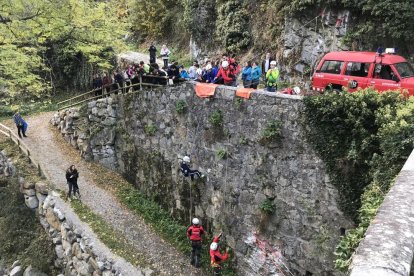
left=15, top=112, right=203, bottom=276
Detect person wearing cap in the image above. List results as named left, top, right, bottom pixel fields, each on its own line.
left=203, top=63, right=218, bottom=83
left=262, top=52, right=275, bottom=77
left=180, top=156, right=204, bottom=181
left=187, top=217, right=206, bottom=267
left=266, top=60, right=280, bottom=92
left=210, top=233, right=229, bottom=275
left=214, top=61, right=235, bottom=86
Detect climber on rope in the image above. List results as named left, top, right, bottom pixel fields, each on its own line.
left=210, top=233, right=229, bottom=275
left=66, top=165, right=80, bottom=200
left=187, top=217, right=206, bottom=268
left=180, top=156, right=204, bottom=181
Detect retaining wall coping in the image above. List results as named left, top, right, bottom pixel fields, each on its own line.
left=349, top=149, right=414, bottom=276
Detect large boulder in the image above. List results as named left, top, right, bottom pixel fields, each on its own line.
left=45, top=208, right=61, bottom=229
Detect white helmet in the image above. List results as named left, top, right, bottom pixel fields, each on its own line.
left=222, top=61, right=229, bottom=68
left=183, top=156, right=190, bottom=163
left=293, top=86, right=301, bottom=95
left=270, top=60, right=277, bottom=66
left=210, top=242, right=218, bottom=251
left=205, top=64, right=212, bottom=70
left=192, top=218, right=200, bottom=225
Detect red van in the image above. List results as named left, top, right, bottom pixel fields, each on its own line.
left=312, top=51, right=414, bottom=96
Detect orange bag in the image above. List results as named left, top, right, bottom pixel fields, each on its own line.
left=236, top=88, right=255, bottom=99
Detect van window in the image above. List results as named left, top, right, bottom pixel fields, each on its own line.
left=394, top=62, right=414, bottom=78
left=319, top=60, right=344, bottom=74
left=345, top=62, right=370, bottom=77
left=374, top=64, right=395, bottom=80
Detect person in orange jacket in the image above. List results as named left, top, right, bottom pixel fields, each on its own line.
left=187, top=218, right=206, bottom=268
left=210, top=233, right=229, bottom=275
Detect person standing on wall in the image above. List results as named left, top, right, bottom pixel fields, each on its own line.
left=160, top=45, right=170, bottom=68
left=148, top=42, right=157, bottom=64
left=66, top=165, right=80, bottom=200
left=187, top=218, right=206, bottom=268
left=12, top=110, right=27, bottom=138
left=266, top=61, right=280, bottom=92
left=210, top=233, right=229, bottom=275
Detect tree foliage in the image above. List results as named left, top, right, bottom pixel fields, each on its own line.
left=0, top=0, right=129, bottom=99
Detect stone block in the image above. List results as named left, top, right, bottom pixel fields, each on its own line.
left=23, top=189, right=36, bottom=196
left=45, top=208, right=61, bottom=230
left=10, top=266, right=23, bottom=276
left=23, top=265, right=47, bottom=276
left=35, top=181, right=48, bottom=194
left=25, top=195, right=39, bottom=209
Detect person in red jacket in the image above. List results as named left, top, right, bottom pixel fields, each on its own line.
left=214, top=61, right=236, bottom=86
left=210, top=233, right=229, bottom=275
left=187, top=218, right=205, bottom=268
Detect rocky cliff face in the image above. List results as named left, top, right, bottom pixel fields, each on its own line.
left=52, top=83, right=353, bottom=275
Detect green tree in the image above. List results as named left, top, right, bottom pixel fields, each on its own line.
left=0, top=0, right=129, bottom=99
left=215, top=0, right=251, bottom=53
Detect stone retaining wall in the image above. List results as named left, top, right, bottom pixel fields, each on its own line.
left=51, top=83, right=353, bottom=275
left=0, top=150, right=146, bottom=276
left=349, top=149, right=414, bottom=276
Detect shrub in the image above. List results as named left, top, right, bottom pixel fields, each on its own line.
left=303, top=88, right=414, bottom=271
left=216, top=149, right=227, bottom=159
left=259, top=198, right=276, bottom=214
left=209, top=110, right=223, bottom=127
left=175, top=100, right=187, bottom=114
left=262, top=120, right=282, bottom=142
left=144, top=123, right=157, bottom=136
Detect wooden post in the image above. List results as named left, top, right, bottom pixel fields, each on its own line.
left=27, top=149, right=31, bottom=163
left=8, top=129, right=12, bottom=141
left=139, top=75, right=143, bottom=91
left=17, top=139, right=21, bottom=153
left=38, top=164, right=42, bottom=177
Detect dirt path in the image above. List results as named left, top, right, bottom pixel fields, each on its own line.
left=17, top=112, right=202, bottom=276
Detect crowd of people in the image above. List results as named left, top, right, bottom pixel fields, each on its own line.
left=90, top=42, right=291, bottom=95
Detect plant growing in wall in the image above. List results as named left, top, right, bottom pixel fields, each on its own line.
left=144, top=123, right=157, bottom=136
left=216, top=149, right=227, bottom=160
left=259, top=198, right=276, bottom=215
left=209, top=110, right=223, bottom=127
left=261, top=120, right=282, bottom=144
left=175, top=100, right=187, bottom=114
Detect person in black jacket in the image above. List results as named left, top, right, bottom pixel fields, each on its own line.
left=180, top=156, right=204, bottom=181
left=66, top=165, right=80, bottom=199
left=149, top=42, right=157, bottom=64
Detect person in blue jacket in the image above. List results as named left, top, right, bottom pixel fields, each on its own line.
left=250, top=61, right=262, bottom=89
left=180, top=66, right=190, bottom=80
left=12, top=110, right=27, bottom=138
left=242, top=61, right=252, bottom=88
left=203, top=64, right=217, bottom=83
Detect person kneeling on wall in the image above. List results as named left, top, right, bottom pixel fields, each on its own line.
left=210, top=233, right=229, bottom=275
left=180, top=156, right=204, bottom=181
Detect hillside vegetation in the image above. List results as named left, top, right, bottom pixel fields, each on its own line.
left=1, top=0, right=413, bottom=101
